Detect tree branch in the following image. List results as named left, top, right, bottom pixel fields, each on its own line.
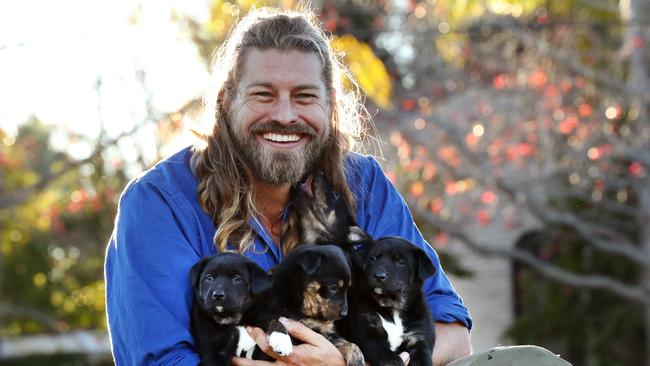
left=514, top=31, right=629, bottom=93
left=524, top=192, right=649, bottom=267
left=0, top=303, right=59, bottom=331
left=0, top=122, right=144, bottom=210
left=410, top=203, right=650, bottom=305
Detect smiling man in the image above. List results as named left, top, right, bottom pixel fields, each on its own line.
left=105, top=8, right=473, bottom=366
left=228, top=48, right=331, bottom=188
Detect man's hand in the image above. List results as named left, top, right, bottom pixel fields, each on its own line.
left=232, top=317, right=345, bottom=366
left=231, top=317, right=415, bottom=366
left=432, top=322, right=472, bottom=366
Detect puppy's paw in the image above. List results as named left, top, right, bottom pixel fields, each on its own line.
left=236, top=326, right=257, bottom=359
left=338, top=342, right=365, bottom=366
left=268, top=331, right=293, bottom=356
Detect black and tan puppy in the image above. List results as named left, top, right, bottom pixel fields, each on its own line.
left=291, top=171, right=371, bottom=246
left=338, top=237, right=437, bottom=366
left=190, top=253, right=272, bottom=365
left=243, top=244, right=364, bottom=366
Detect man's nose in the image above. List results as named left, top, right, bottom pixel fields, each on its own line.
left=269, top=95, right=297, bottom=125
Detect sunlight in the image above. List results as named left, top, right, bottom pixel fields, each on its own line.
left=0, top=0, right=210, bottom=159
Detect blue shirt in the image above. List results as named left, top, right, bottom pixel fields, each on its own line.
left=105, top=146, right=472, bottom=365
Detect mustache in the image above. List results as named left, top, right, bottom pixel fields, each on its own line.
left=249, top=121, right=317, bottom=137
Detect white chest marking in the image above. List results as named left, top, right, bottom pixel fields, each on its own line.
left=379, top=311, right=404, bottom=352
left=236, top=326, right=256, bottom=359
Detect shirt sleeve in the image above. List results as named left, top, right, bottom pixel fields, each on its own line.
left=350, top=155, right=473, bottom=330
left=105, top=179, right=202, bottom=365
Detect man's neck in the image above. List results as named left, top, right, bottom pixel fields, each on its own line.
left=253, top=178, right=291, bottom=244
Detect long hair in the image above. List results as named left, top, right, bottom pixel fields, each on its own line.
left=191, top=7, right=368, bottom=254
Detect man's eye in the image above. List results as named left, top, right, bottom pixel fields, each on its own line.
left=232, top=275, right=242, bottom=284
left=295, top=93, right=317, bottom=102
left=251, top=92, right=273, bottom=100
left=204, top=275, right=213, bottom=282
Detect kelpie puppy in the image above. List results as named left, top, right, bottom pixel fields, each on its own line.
left=243, top=244, right=364, bottom=366
left=291, top=171, right=371, bottom=246
left=190, top=253, right=272, bottom=365
left=339, top=237, right=437, bottom=366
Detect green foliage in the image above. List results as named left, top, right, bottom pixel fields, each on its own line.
left=0, top=353, right=113, bottom=366
left=0, top=119, right=127, bottom=335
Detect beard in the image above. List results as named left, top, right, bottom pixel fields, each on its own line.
left=228, top=119, right=331, bottom=185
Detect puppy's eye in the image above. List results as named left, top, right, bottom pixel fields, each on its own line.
left=232, top=274, right=242, bottom=284
left=396, top=257, right=406, bottom=266
left=328, top=284, right=340, bottom=292
left=369, top=255, right=377, bottom=262
left=204, top=274, right=214, bottom=282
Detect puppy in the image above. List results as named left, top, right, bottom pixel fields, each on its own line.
left=190, top=253, right=272, bottom=365
left=338, top=237, right=437, bottom=366
left=243, top=244, right=365, bottom=366
left=291, top=170, right=371, bottom=246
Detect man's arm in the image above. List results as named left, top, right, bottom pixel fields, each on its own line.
left=432, top=322, right=472, bottom=366
left=105, top=181, right=202, bottom=365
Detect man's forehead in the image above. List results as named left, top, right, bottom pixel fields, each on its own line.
left=239, top=48, right=326, bottom=89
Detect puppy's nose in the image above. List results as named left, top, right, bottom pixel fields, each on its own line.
left=374, top=271, right=388, bottom=282
left=211, top=289, right=225, bottom=300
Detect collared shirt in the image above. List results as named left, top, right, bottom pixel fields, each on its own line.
left=105, top=146, right=472, bottom=365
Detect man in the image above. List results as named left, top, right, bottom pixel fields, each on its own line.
left=105, top=8, right=472, bottom=365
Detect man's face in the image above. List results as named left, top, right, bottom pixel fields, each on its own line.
left=225, top=48, right=332, bottom=185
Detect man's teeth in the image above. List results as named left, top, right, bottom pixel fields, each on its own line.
left=262, top=133, right=301, bottom=142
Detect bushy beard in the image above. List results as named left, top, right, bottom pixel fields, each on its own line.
left=228, top=120, right=330, bottom=185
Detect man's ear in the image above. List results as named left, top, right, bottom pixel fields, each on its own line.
left=413, top=248, right=436, bottom=281
left=189, top=256, right=212, bottom=288
left=247, top=261, right=272, bottom=295
left=296, top=250, right=324, bottom=275
left=219, top=89, right=231, bottom=112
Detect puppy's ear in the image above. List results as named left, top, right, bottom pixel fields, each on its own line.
left=296, top=250, right=324, bottom=275
left=347, top=226, right=372, bottom=243
left=413, top=248, right=436, bottom=281
left=350, top=240, right=373, bottom=269
left=310, top=170, right=326, bottom=194
left=247, top=262, right=272, bottom=295
left=189, top=256, right=212, bottom=288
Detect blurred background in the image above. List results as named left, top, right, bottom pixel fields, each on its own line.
left=1, top=0, right=649, bottom=365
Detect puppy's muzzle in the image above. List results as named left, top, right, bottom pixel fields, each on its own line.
left=373, top=270, right=388, bottom=282
left=211, top=289, right=226, bottom=300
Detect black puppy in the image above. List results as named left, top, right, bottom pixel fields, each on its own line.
left=243, top=244, right=365, bottom=366
left=190, top=252, right=272, bottom=365
left=338, top=237, right=437, bottom=366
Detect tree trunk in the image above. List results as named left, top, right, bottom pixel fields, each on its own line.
left=638, top=183, right=650, bottom=366
left=620, top=1, right=650, bottom=363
